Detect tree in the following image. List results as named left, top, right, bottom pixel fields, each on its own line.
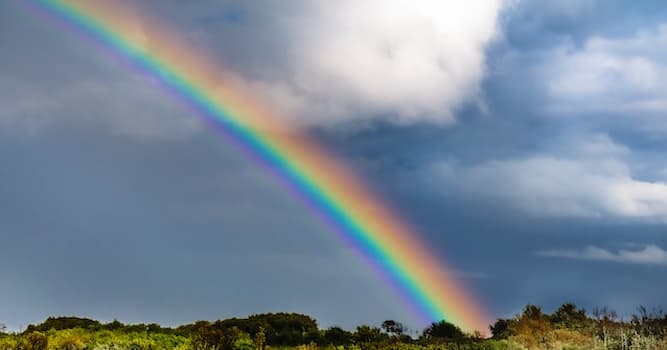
left=26, top=317, right=101, bottom=333
left=191, top=321, right=225, bottom=350
left=422, top=320, right=466, bottom=342
left=353, top=325, right=384, bottom=345
left=511, top=305, right=552, bottom=349
left=245, top=313, right=318, bottom=346
left=225, top=327, right=253, bottom=350
left=223, top=327, right=243, bottom=350
left=522, top=304, right=544, bottom=320
left=490, top=319, right=513, bottom=339
left=551, top=302, right=588, bottom=330
left=322, top=327, right=352, bottom=346
left=105, top=320, right=125, bottom=331
left=381, top=320, right=405, bottom=337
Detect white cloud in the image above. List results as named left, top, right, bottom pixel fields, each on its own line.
left=537, top=245, right=667, bottom=265
left=539, top=23, right=667, bottom=120
left=3, top=1, right=505, bottom=136
left=428, top=134, right=667, bottom=221
left=216, top=0, right=504, bottom=126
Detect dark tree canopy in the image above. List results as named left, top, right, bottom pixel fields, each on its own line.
left=381, top=320, right=405, bottom=336
left=322, top=326, right=353, bottom=346
left=490, top=319, right=512, bottom=339
left=422, top=320, right=466, bottom=342
left=26, top=317, right=101, bottom=332
left=8, top=302, right=667, bottom=350
left=551, top=302, right=589, bottom=330
left=353, top=325, right=385, bottom=344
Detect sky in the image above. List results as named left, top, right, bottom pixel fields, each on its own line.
left=1, top=0, right=667, bottom=333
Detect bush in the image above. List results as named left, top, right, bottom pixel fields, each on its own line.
left=21, top=332, right=48, bottom=350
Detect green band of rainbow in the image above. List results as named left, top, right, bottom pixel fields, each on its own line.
left=29, top=0, right=490, bottom=333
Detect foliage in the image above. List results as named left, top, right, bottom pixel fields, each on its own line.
left=2, top=303, right=667, bottom=350
left=26, top=318, right=100, bottom=333
left=321, top=327, right=352, bottom=346
left=381, top=320, right=405, bottom=337
left=422, top=321, right=466, bottom=343
left=253, top=327, right=265, bottom=350
left=353, top=325, right=385, bottom=346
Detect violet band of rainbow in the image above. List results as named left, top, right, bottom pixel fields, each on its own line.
left=30, top=0, right=491, bottom=333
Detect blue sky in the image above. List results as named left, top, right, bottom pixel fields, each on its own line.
left=1, top=0, right=667, bottom=333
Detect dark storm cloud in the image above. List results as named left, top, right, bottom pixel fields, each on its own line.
left=314, top=0, right=667, bottom=318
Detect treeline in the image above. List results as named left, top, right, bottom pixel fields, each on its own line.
left=24, top=317, right=175, bottom=335
left=489, top=303, right=667, bottom=349
left=0, top=313, right=500, bottom=350
left=2, top=304, right=667, bottom=350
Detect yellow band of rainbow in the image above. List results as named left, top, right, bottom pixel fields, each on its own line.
left=29, top=0, right=491, bottom=334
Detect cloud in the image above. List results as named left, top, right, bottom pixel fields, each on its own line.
left=0, top=76, right=200, bottom=140
left=538, top=23, right=667, bottom=120
left=171, top=0, right=504, bottom=126
left=2, top=0, right=505, bottom=137
left=427, top=134, right=667, bottom=221
left=537, top=244, right=667, bottom=265
left=282, top=0, right=503, bottom=124
left=0, top=3, right=201, bottom=140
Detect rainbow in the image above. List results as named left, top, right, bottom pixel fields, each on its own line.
left=27, top=0, right=490, bottom=333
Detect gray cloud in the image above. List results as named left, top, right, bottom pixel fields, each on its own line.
left=0, top=77, right=200, bottom=140
left=426, top=134, right=667, bottom=221
left=0, top=2, right=200, bottom=141
left=537, top=244, right=667, bottom=265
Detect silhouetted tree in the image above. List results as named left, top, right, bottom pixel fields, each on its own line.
left=490, top=319, right=513, bottom=339
left=381, top=320, right=405, bottom=337
left=322, top=327, right=352, bottom=346
left=191, top=321, right=225, bottom=350
left=551, top=302, right=588, bottom=330
left=245, top=313, right=318, bottom=346
left=105, top=320, right=125, bottom=331
left=422, top=321, right=465, bottom=342
left=353, top=325, right=384, bottom=345
left=26, top=317, right=101, bottom=333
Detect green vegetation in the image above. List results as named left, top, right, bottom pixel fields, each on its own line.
left=1, top=304, right=666, bottom=350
